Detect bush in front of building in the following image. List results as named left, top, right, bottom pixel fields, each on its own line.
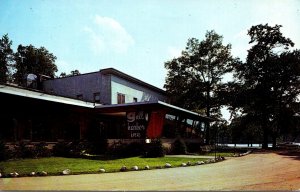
left=1, top=141, right=52, bottom=161
left=90, top=139, right=108, bottom=155
left=186, top=142, right=201, bottom=153
left=52, top=141, right=71, bottom=157
left=34, top=142, right=52, bottom=157
left=52, top=140, right=108, bottom=157
left=171, top=137, right=187, bottom=155
left=107, top=141, right=145, bottom=158
left=13, top=142, right=36, bottom=159
left=69, top=140, right=91, bottom=157
left=144, top=139, right=165, bottom=158
left=0, top=140, right=11, bottom=161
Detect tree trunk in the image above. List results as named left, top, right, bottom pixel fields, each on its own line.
left=272, top=131, right=277, bottom=149
left=261, top=116, right=269, bottom=149
left=205, top=83, right=210, bottom=144
left=262, top=127, right=269, bottom=149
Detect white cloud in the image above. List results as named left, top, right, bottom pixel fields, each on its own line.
left=83, top=26, right=105, bottom=54
left=84, top=15, right=134, bottom=54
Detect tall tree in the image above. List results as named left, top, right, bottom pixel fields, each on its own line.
left=164, top=30, right=236, bottom=144
left=0, top=34, right=14, bottom=83
left=233, top=24, right=300, bottom=148
left=14, top=45, right=57, bottom=85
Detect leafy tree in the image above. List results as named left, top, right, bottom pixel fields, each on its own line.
left=59, top=72, right=67, bottom=78
left=164, top=30, right=236, bottom=144
left=232, top=24, right=300, bottom=148
left=13, top=45, right=57, bottom=85
left=59, top=70, right=80, bottom=78
left=0, top=34, right=14, bottom=83
left=70, top=69, right=80, bottom=76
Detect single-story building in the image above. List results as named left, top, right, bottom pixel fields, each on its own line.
left=0, top=68, right=214, bottom=147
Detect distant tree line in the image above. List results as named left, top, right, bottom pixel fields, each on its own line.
left=164, top=24, right=300, bottom=148
left=0, top=34, right=79, bottom=85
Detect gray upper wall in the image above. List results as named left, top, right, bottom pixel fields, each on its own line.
left=43, top=72, right=103, bottom=103
left=42, top=68, right=167, bottom=105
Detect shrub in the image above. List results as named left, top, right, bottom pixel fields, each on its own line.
left=34, top=142, right=51, bottom=157
left=125, top=142, right=144, bottom=157
left=0, top=140, right=10, bottom=161
left=52, top=141, right=71, bottom=157
left=108, top=141, right=145, bottom=158
left=53, top=140, right=108, bottom=157
left=69, top=140, right=88, bottom=157
left=144, top=139, right=165, bottom=158
left=13, top=142, right=36, bottom=158
left=172, top=138, right=187, bottom=155
left=90, top=139, right=108, bottom=155
left=186, top=142, right=201, bottom=153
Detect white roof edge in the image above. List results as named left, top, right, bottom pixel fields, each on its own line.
left=157, top=101, right=207, bottom=118
left=0, top=85, right=97, bottom=108
left=96, top=100, right=212, bottom=120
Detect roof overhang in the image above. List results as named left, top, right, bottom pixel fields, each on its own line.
left=95, top=101, right=215, bottom=122
left=0, top=84, right=97, bottom=108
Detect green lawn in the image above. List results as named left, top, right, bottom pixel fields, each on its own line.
left=0, top=156, right=209, bottom=177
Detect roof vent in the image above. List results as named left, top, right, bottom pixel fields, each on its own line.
left=26, top=74, right=37, bottom=88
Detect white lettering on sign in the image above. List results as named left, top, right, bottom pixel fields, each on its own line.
left=128, top=124, right=145, bottom=131
left=126, top=111, right=148, bottom=138
left=127, top=112, right=136, bottom=123
left=135, top=111, right=145, bottom=120
left=131, top=132, right=141, bottom=138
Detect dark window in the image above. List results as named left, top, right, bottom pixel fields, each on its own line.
left=94, top=92, right=100, bottom=103
left=117, top=93, right=125, bottom=104
left=76, top=94, right=83, bottom=100
left=133, top=97, right=138, bottom=102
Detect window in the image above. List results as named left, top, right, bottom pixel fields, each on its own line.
left=133, top=97, right=138, bottom=102
left=76, top=94, right=83, bottom=100
left=117, top=93, right=125, bottom=104
left=93, top=92, right=100, bottom=103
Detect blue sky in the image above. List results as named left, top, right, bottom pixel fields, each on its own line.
left=1, top=0, right=300, bottom=90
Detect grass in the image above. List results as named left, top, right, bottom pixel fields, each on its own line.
left=0, top=156, right=209, bottom=177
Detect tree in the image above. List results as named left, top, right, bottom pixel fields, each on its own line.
left=164, top=30, right=236, bottom=144
left=0, top=34, right=14, bottom=83
left=70, top=69, right=80, bottom=76
left=232, top=24, right=300, bottom=149
left=14, top=45, right=57, bottom=85
left=59, top=72, right=67, bottom=78
left=59, top=70, right=80, bottom=78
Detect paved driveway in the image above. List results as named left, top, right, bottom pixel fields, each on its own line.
left=1, top=151, right=300, bottom=191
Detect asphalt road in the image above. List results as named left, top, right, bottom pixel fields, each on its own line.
left=1, top=150, right=300, bottom=191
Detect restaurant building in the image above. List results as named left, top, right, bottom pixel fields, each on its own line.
left=0, top=68, right=213, bottom=146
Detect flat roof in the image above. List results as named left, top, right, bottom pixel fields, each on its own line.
left=0, top=84, right=97, bottom=108
left=44, top=68, right=166, bottom=95
left=95, top=100, right=215, bottom=122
